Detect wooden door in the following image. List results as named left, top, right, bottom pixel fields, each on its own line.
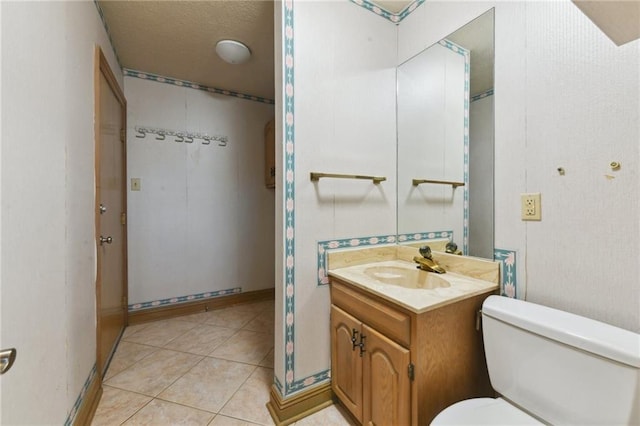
left=362, top=324, right=411, bottom=426
left=95, top=48, right=127, bottom=376
left=331, top=306, right=363, bottom=423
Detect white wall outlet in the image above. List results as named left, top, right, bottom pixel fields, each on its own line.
left=521, top=193, right=541, bottom=221
left=131, top=178, right=141, bottom=191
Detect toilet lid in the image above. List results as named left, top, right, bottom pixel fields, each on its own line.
left=431, top=398, right=543, bottom=425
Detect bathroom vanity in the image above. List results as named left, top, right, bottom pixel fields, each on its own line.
left=328, top=248, right=499, bottom=425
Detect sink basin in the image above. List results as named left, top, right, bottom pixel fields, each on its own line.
left=364, top=266, right=451, bottom=290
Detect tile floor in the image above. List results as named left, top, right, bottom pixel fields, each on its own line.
left=92, top=300, right=354, bottom=425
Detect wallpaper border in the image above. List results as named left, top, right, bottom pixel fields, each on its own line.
left=349, top=0, right=426, bottom=24
left=438, top=39, right=470, bottom=255
left=123, top=69, right=275, bottom=105
left=128, top=287, right=242, bottom=312
left=494, top=248, right=518, bottom=298
left=92, top=0, right=122, bottom=68
left=63, top=364, right=97, bottom=426
left=282, top=0, right=298, bottom=396
left=316, top=231, right=453, bottom=286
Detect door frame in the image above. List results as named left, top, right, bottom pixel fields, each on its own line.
left=94, top=45, right=128, bottom=375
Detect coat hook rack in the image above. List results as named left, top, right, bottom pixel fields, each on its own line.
left=134, top=126, right=228, bottom=147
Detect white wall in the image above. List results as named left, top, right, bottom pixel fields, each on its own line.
left=0, top=1, right=122, bottom=423
left=274, top=0, right=397, bottom=393
left=125, top=77, right=275, bottom=305
left=399, top=0, right=639, bottom=332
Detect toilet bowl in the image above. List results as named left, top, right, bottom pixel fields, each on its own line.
left=431, top=398, right=541, bottom=425
left=432, top=295, right=640, bottom=425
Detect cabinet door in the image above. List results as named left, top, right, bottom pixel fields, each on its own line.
left=362, top=324, right=411, bottom=426
left=331, top=305, right=363, bottom=423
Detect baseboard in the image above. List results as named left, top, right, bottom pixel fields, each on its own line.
left=73, top=374, right=102, bottom=426
left=266, top=382, right=333, bottom=425
left=128, top=288, right=275, bottom=325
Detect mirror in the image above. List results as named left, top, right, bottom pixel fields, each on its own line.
left=396, top=9, right=495, bottom=258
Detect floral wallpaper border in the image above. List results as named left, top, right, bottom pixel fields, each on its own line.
left=63, top=364, right=96, bottom=426
left=494, top=248, right=518, bottom=298
left=93, top=0, right=122, bottom=68
left=128, top=287, right=242, bottom=312
left=123, top=69, right=275, bottom=105
left=438, top=39, right=470, bottom=254
left=317, top=231, right=452, bottom=286
left=282, top=0, right=299, bottom=396
left=349, top=0, right=426, bottom=24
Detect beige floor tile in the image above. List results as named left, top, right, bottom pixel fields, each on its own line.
left=105, top=349, right=203, bottom=396
left=209, top=415, right=262, bottom=425
left=258, top=349, right=274, bottom=368
left=242, top=310, right=274, bottom=335
left=123, top=319, right=199, bottom=347
left=219, top=367, right=274, bottom=425
left=202, top=307, right=260, bottom=329
left=163, top=324, right=238, bottom=356
left=122, top=323, right=152, bottom=339
left=122, top=399, right=214, bottom=425
left=176, top=311, right=211, bottom=324
left=91, top=385, right=151, bottom=426
left=158, top=357, right=256, bottom=413
left=260, top=303, right=275, bottom=316
left=210, top=330, right=273, bottom=364
left=232, top=301, right=274, bottom=313
left=293, top=404, right=355, bottom=426
left=105, top=341, right=158, bottom=380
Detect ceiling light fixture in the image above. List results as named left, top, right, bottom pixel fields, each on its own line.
left=215, top=40, right=251, bottom=65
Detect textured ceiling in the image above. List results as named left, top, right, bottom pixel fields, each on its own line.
left=98, top=1, right=486, bottom=101
left=98, top=0, right=275, bottom=99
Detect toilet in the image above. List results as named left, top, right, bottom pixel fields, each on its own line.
left=432, top=295, right=640, bottom=425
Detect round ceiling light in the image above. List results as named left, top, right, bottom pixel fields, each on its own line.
left=215, top=40, right=251, bottom=65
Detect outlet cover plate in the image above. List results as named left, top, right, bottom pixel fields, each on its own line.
left=521, top=193, right=541, bottom=221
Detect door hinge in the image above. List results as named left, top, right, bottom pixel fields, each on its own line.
left=121, top=212, right=126, bottom=225
left=408, top=363, right=415, bottom=381
left=120, top=128, right=125, bottom=143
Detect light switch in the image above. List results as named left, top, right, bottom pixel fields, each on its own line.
left=131, top=178, right=141, bottom=191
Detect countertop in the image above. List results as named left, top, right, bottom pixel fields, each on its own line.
left=329, top=259, right=499, bottom=314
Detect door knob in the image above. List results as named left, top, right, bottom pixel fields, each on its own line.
left=100, top=236, right=113, bottom=245
left=0, top=348, right=17, bottom=375
left=99, top=204, right=107, bottom=214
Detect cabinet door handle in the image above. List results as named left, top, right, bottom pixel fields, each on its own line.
left=351, top=328, right=359, bottom=350
left=359, top=334, right=367, bottom=357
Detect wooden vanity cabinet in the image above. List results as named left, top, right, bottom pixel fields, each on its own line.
left=330, top=278, right=495, bottom=425
left=331, top=305, right=410, bottom=425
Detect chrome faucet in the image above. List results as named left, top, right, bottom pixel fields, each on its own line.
left=413, top=245, right=446, bottom=274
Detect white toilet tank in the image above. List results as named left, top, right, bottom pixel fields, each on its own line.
left=482, top=295, right=640, bottom=425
